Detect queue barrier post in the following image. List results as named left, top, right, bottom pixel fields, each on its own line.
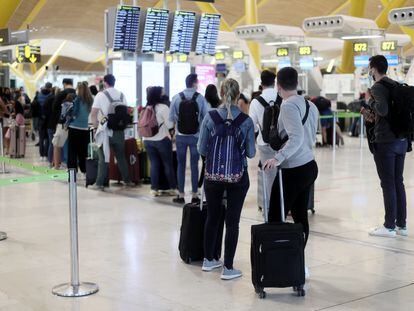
left=332, top=112, right=337, bottom=150
left=360, top=114, right=364, bottom=149
left=52, top=169, right=98, bottom=297
left=0, top=124, right=7, bottom=174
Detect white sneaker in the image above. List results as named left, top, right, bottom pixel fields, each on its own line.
left=396, top=227, right=408, bottom=237
left=150, top=190, right=160, bottom=197
left=369, top=226, right=396, bottom=238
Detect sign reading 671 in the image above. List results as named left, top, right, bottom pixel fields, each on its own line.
left=16, top=45, right=41, bottom=63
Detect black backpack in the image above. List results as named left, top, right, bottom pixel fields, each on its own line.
left=269, top=99, right=310, bottom=151
left=379, top=79, right=414, bottom=138
left=256, top=95, right=279, bottom=144
left=104, top=91, right=131, bottom=131
left=178, top=92, right=200, bottom=134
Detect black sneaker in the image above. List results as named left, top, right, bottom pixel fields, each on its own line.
left=191, top=197, right=200, bottom=204
left=173, top=196, right=185, bottom=204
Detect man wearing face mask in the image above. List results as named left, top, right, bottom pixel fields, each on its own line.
left=365, top=55, right=408, bottom=238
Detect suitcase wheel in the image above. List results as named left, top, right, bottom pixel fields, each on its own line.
left=293, top=285, right=306, bottom=297
left=311, top=209, right=315, bottom=215
left=255, top=287, right=266, bottom=299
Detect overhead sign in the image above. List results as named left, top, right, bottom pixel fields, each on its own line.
left=276, top=48, right=289, bottom=57
left=113, top=5, right=141, bottom=52
left=385, top=54, right=399, bottom=66
left=381, top=40, right=397, bottom=52
left=353, top=42, right=368, bottom=53
left=165, top=54, right=173, bottom=63
left=178, top=54, right=188, bottom=62
left=169, top=10, right=196, bottom=54
left=354, top=55, right=370, bottom=68
left=215, top=51, right=225, bottom=60
left=142, top=8, right=169, bottom=53
left=232, top=50, right=244, bottom=59
left=16, top=45, right=41, bottom=63
left=299, top=46, right=312, bottom=56
left=0, top=29, right=11, bottom=45
left=195, top=13, right=221, bottom=55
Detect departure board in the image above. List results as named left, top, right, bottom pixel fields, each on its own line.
left=195, top=13, right=221, bottom=55
left=113, top=5, right=141, bottom=52
left=169, top=11, right=196, bottom=54
left=142, top=8, right=169, bottom=53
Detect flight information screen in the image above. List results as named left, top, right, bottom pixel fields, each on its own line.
left=142, top=8, right=169, bottom=53
left=169, top=11, right=196, bottom=54
left=195, top=13, right=221, bottom=55
left=113, top=5, right=141, bottom=52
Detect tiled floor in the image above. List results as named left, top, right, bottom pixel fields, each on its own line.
left=0, top=137, right=414, bottom=310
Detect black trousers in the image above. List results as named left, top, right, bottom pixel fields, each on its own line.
left=204, top=172, right=249, bottom=269
left=68, top=128, right=89, bottom=173
left=269, top=161, right=318, bottom=245
left=38, top=119, right=48, bottom=157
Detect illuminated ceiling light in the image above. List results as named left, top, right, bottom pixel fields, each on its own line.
left=341, top=34, right=383, bottom=40
left=265, top=41, right=298, bottom=46
left=314, top=57, right=324, bottom=61
left=215, top=45, right=230, bottom=50
left=261, top=59, right=279, bottom=63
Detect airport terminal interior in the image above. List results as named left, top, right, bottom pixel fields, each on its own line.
left=2, top=0, right=414, bottom=310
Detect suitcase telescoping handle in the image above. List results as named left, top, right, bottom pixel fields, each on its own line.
left=89, top=127, right=94, bottom=159
left=261, top=166, right=285, bottom=223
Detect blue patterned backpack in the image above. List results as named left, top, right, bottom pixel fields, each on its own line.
left=205, top=110, right=248, bottom=183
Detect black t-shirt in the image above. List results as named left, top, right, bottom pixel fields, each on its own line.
left=48, top=88, right=76, bottom=130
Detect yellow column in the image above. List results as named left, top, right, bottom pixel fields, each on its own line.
left=376, top=0, right=407, bottom=29
left=337, top=0, right=367, bottom=73
left=0, top=0, right=22, bottom=28
left=245, top=0, right=261, bottom=71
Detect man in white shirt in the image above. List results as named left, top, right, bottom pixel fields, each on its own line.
left=249, top=70, right=280, bottom=209
left=90, top=74, right=131, bottom=190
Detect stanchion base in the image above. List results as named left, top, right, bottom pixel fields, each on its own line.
left=52, top=282, right=99, bottom=297
left=0, top=232, right=6, bottom=241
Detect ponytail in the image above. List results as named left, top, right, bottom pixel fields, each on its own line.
left=220, top=78, right=240, bottom=120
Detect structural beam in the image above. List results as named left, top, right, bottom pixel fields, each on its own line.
left=33, top=40, right=67, bottom=82
left=0, top=0, right=22, bottom=28
left=337, top=0, right=366, bottom=73
left=18, top=0, right=48, bottom=30
left=195, top=2, right=231, bottom=31
left=245, top=0, right=261, bottom=72
left=376, top=0, right=407, bottom=29
left=330, top=0, right=350, bottom=16
left=230, top=0, right=269, bottom=30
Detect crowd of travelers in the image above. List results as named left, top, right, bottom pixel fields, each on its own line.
left=0, top=54, right=411, bottom=282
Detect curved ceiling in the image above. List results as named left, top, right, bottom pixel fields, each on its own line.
left=4, top=0, right=414, bottom=69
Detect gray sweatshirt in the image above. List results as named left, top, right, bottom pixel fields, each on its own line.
left=368, top=76, right=398, bottom=143
left=275, top=95, right=319, bottom=169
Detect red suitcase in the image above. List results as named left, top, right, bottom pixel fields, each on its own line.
left=109, top=138, right=140, bottom=184
left=9, top=125, right=26, bottom=158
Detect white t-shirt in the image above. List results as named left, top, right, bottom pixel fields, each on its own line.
left=249, top=88, right=278, bottom=146
left=142, top=104, right=174, bottom=141
left=92, top=87, right=127, bottom=121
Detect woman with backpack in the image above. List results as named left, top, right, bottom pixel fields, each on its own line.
left=67, top=82, right=93, bottom=175
left=140, top=86, right=176, bottom=197
left=198, top=78, right=256, bottom=280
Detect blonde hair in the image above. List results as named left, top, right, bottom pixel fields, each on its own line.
left=220, top=78, right=240, bottom=119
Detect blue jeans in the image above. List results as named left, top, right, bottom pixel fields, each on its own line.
left=176, top=135, right=199, bottom=194
left=373, top=139, right=408, bottom=229
left=144, top=137, right=176, bottom=191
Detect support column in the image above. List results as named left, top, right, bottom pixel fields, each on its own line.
left=245, top=0, right=261, bottom=72
left=337, top=0, right=367, bottom=74
left=376, top=0, right=407, bottom=29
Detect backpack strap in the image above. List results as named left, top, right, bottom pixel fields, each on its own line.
left=256, top=96, right=269, bottom=108
left=301, top=100, right=310, bottom=125
left=209, top=110, right=224, bottom=125
left=232, top=112, right=249, bottom=127
left=179, top=92, right=186, bottom=101
left=103, top=90, right=115, bottom=103
left=120, top=93, right=124, bottom=102
left=192, top=92, right=199, bottom=101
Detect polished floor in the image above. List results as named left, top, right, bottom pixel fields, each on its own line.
left=0, top=137, right=414, bottom=311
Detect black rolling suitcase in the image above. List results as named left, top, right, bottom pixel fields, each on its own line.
left=308, top=183, right=315, bottom=214
left=251, top=168, right=306, bottom=299
left=179, top=186, right=224, bottom=264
